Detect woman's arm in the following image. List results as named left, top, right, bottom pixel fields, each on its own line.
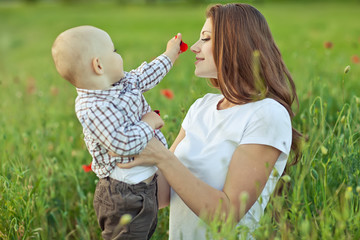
left=169, top=128, right=186, bottom=152
left=222, top=144, right=280, bottom=221
left=156, top=128, right=186, bottom=208
left=156, top=170, right=170, bottom=209
left=118, top=135, right=280, bottom=223
left=158, top=143, right=280, bottom=222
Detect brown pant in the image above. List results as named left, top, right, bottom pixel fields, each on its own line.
left=93, top=175, right=158, bottom=240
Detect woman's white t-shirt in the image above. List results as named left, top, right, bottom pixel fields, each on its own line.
left=169, top=93, right=292, bottom=240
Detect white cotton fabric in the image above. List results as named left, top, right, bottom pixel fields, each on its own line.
left=169, top=93, right=292, bottom=240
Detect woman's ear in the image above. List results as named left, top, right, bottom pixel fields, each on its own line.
left=92, top=57, right=104, bottom=75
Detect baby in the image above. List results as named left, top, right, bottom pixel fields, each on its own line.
left=51, top=25, right=182, bottom=239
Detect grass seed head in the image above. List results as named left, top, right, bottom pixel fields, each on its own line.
left=119, top=214, right=132, bottom=226
left=282, top=175, right=291, bottom=183
left=344, top=65, right=350, bottom=74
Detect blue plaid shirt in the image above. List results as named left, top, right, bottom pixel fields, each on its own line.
left=75, top=54, right=171, bottom=178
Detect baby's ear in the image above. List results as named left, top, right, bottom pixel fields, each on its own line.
left=92, top=57, right=104, bottom=75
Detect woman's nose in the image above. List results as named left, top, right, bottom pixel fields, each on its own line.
left=190, top=40, right=200, bottom=53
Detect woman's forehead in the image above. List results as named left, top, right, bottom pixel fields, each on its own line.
left=201, top=18, right=212, bottom=34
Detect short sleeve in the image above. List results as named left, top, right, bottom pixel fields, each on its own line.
left=240, top=102, right=292, bottom=156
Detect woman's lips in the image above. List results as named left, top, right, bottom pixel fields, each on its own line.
left=195, top=57, right=204, bottom=65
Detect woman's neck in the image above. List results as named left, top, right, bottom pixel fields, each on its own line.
left=217, top=98, right=237, bottom=110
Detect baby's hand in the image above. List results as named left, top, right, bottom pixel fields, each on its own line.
left=175, top=35, right=188, bottom=52
left=108, top=151, right=118, bottom=157
left=142, top=111, right=164, bottom=130
left=164, top=33, right=186, bottom=64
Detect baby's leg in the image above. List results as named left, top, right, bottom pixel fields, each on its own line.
left=93, top=176, right=158, bottom=240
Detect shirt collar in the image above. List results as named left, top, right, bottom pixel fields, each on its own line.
left=76, top=76, right=127, bottom=96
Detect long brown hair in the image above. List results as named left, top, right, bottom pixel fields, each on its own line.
left=206, top=3, right=301, bottom=165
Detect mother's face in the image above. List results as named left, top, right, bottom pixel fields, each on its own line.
left=190, top=18, right=217, bottom=79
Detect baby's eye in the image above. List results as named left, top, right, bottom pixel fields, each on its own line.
left=113, top=49, right=117, bottom=52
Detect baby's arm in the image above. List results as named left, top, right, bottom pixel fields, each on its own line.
left=129, top=34, right=183, bottom=92
left=141, top=111, right=164, bottom=130
left=85, top=105, right=160, bottom=156
left=163, top=33, right=183, bottom=64
left=108, top=111, right=164, bottom=158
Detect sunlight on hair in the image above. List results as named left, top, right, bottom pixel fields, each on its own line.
left=252, top=50, right=267, bottom=101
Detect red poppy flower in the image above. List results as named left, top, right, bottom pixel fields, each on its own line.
left=82, top=163, right=92, bottom=172
left=351, top=55, right=360, bottom=64
left=180, top=41, right=188, bottom=52
left=160, top=89, right=174, bottom=99
left=323, top=41, right=333, bottom=49
left=26, top=77, right=37, bottom=95
left=50, top=86, right=59, bottom=96
left=154, top=110, right=160, bottom=116
left=175, top=35, right=188, bottom=52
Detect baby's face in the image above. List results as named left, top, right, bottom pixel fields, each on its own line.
left=95, top=30, right=125, bottom=84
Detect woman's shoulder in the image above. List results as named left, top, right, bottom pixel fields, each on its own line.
left=199, top=93, right=222, bottom=102
left=240, top=98, right=291, bottom=129
left=241, top=98, right=292, bottom=154
left=191, top=93, right=222, bottom=108
left=251, top=98, right=289, bottom=117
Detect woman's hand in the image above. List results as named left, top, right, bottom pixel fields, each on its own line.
left=116, top=137, right=169, bottom=169
left=116, top=137, right=173, bottom=209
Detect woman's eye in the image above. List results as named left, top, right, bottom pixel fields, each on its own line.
left=201, top=38, right=210, bottom=42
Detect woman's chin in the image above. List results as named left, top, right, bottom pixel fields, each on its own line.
left=194, top=71, right=217, bottom=79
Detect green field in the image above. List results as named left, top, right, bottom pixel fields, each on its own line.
left=1, top=1, right=359, bottom=239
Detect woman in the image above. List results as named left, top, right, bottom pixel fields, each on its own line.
left=119, top=3, right=301, bottom=239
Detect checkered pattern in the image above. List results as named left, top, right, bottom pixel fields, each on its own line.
left=75, top=55, right=171, bottom=178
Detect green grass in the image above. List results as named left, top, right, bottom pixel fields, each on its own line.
left=0, top=1, right=359, bottom=239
